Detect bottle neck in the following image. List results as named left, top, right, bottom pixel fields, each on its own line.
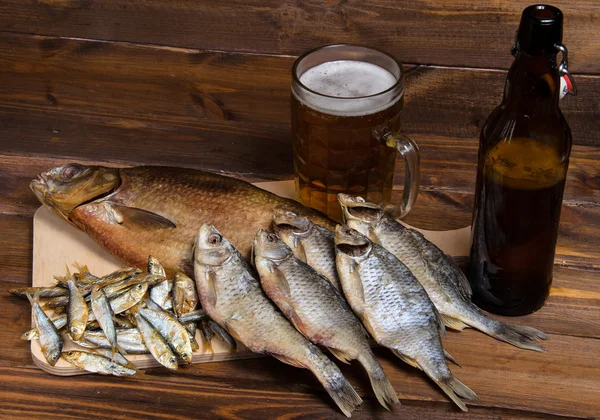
left=502, top=51, right=560, bottom=113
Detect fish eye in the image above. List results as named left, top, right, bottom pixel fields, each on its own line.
left=170, top=356, right=177, bottom=364
left=60, top=164, right=84, bottom=181
left=267, top=233, right=277, bottom=243
left=136, top=284, right=144, bottom=290
left=208, top=233, right=222, bottom=244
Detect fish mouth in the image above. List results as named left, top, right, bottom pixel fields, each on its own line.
left=334, top=225, right=371, bottom=257
left=337, top=194, right=382, bottom=223
left=30, top=175, right=49, bottom=202
left=272, top=210, right=311, bottom=236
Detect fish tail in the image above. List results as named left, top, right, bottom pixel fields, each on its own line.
left=308, top=350, right=362, bottom=417
left=357, top=352, right=399, bottom=410
left=487, top=321, right=548, bottom=352
left=462, top=305, right=548, bottom=352
left=434, top=374, right=477, bottom=412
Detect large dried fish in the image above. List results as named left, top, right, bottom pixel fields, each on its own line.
left=31, top=165, right=334, bottom=277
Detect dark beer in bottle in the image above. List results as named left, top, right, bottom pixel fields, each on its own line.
left=468, top=5, right=575, bottom=316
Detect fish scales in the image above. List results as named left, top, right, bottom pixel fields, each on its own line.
left=254, top=230, right=398, bottom=409
left=194, top=224, right=361, bottom=417
left=338, top=194, right=548, bottom=352
left=334, top=226, right=476, bottom=411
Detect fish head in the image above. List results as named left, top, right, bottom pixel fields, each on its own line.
left=69, top=323, right=86, bottom=340
left=253, top=229, right=292, bottom=262
left=272, top=209, right=313, bottom=247
left=148, top=255, right=166, bottom=276
left=334, top=225, right=372, bottom=260
left=194, top=224, right=233, bottom=267
left=30, top=164, right=120, bottom=224
left=337, top=193, right=384, bottom=237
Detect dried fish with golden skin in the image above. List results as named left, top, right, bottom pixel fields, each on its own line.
left=62, top=350, right=135, bottom=376
left=66, top=279, right=88, bottom=341
left=31, top=165, right=334, bottom=278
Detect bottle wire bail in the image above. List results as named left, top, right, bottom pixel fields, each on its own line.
left=555, top=43, right=577, bottom=96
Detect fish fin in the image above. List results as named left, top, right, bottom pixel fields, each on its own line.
left=361, top=314, right=378, bottom=340
left=320, top=374, right=362, bottom=418
left=271, top=353, right=306, bottom=369
left=222, top=320, right=243, bottom=344
left=390, top=349, right=421, bottom=370
left=346, top=260, right=366, bottom=305
left=109, top=203, right=176, bottom=229
left=210, top=320, right=237, bottom=353
left=292, top=238, right=308, bottom=263
left=357, top=352, right=399, bottom=410
left=441, top=314, right=469, bottom=331
left=205, top=269, right=218, bottom=308
left=434, top=308, right=446, bottom=337
left=328, top=347, right=353, bottom=365
left=263, top=266, right=309, bottom=337
left=270, top=266, right=292, bottom=296
left=431, top=374, right=477, bottom=412
left=444, top=350, right=462, bottom=367
left=443, top=256, right=473, bottom=299
left=487, top=322, right=548, bottom=352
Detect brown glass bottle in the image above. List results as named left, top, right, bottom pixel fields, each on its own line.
left=468, top=5, right=573, bottom=316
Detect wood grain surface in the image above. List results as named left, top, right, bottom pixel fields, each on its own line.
left=0, top=1, right=599, bottom=73
left=1, top=32, right=599, bottom=151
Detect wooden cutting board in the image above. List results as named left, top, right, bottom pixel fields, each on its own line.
left=31, top=180, right=470, bottom=375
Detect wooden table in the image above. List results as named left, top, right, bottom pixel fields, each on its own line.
left=1, top=1, right=599, bottom=417
left=1, top=145, right=598, bottom=419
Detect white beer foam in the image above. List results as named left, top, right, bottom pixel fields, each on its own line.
left=297, top=60, right=400, bottom=116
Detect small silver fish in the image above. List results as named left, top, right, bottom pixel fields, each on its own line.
left=173, top=272, right=198, bottom=338
left=194, top=224, right=362, bottom=417
left=90, top=285, right=118, bottom=358
left=335, top=225, right=476, bottom=411
left=138, top=298, right=193, bottom=363
left=11, top=286, right=68, bottom=299
left=21, top=314, right=67, bottom=341
left=272, top=209, right=342, bottom=291
left=62, top=350, right=135, bottom=376
left=82, top=328, right=148, bottom=354
left=27, top=291, right=63, bottom=366
left=254, top=229, right=399, bottom=410
left=109, top=282, right=148, bottom=314
left=67, top=279, right=89, bottom=341
left=148, top=256, right=173, bottom=310
left=338, top=194, right=548, bottom=352
left=132, top=308, right=178, bottom=370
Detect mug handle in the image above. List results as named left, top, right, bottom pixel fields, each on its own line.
left=378, top=130, right=421, bottom=218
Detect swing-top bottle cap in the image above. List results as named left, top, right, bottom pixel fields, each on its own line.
left=516, top=5, right=563, bottom=55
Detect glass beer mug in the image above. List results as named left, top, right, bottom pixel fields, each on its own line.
left=291, top=44, right=420, bottom=221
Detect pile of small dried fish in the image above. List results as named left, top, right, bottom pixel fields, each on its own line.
left=12, top=257, right=235, bottom=376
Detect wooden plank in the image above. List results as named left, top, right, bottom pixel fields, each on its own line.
left=0, top=1, right=598, bottom=73
left=0, top=33, right=599, bottom=150
left=1, top=324, right=598, bottom=418
left=0, top=368, right=585, bottom=420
